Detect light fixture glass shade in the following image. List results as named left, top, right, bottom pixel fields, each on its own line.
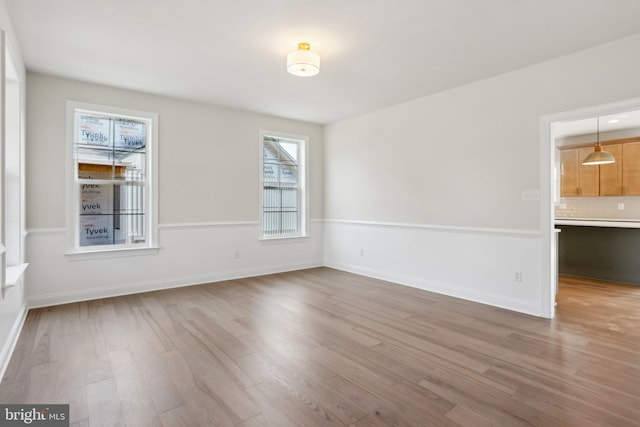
left=582, top=145, right=615, bottom=165
left=287, top=42, right=320, bottom=77
left=581, top=116, right=615, bottom=165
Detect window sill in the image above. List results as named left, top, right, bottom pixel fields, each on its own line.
left=260, top=234, right=310, bottom=242
left=65, top=246, right=159, bottom=261
left=6, top=263, right=29, bottom=286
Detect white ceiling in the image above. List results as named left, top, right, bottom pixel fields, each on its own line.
left=6, top=0, right=640, bottom=124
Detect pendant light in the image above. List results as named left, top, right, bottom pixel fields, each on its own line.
left=287, top=42, right=320, bottom=77
left=582, top=117, right=615, bottom=165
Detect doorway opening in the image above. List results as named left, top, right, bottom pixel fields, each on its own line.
left=541, top=98, right=640, bottom=319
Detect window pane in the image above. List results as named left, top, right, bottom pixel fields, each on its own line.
left=77, top=114, right=111, bottom=147
left=77, top=161, right=125, bottom=180
left=280, top=211, right=298, bottom=234
left=279, top=141, right=298, bottom=162
left=263, top=211, right=278, bottom=236
left=76, top=147, right=115, bottom=177
left=72, top=107, right=153, bottom=250
left=279, top=165, right=298, bottom=186
left=117, top=183, right=146, bottom=242
left=263, top=163, right=278, bottom=184
left=263, top=141, right=275, bottom=159
left=79, top=182, right=113, bottom=215
left=78, top=182, right=146, bottom=246
left=79, top=215, right=115, bottom=246
left=280, top=188, right=295, bottom=209
left=118, top=151, right=146, bottom=180
left=263, top=188, right=281, bottom=208
left=114, top=118, right=146, bottom=150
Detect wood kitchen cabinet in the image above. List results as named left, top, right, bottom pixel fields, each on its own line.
left=600, top=144, right=622, bottom=196
left=622, top=141, right=640, bottom=195
left=559, top=149, right=578, bottom=196
left=559, top=139, right=640, bottom=196
left=578, top=147, right=600, bottom=196
left=560, top=147, right=599, bottom=196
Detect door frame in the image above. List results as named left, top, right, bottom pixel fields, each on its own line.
left=539, top=96, right=640, bottom=318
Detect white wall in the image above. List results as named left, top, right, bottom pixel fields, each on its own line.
left=25, top=73, right=324, bottom=307
left=325, top=33, right=640, bottom=317
left=0, top=0, right=28, bottom=381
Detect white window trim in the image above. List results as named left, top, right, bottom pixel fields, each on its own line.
left=65, top=101, right=159, bottom=256
left=259, top=130, right=309, bottom=240
left=2, top=30, right=29, bottom=295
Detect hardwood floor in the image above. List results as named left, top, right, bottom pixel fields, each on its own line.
left=1, top=268, right=639, bottom=426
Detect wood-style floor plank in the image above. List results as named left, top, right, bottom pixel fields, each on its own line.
left=1, top=268, right=639, bottom=426
left=86, top=378, right=125, bottom=427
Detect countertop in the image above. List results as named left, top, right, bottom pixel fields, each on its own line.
left=554, top=218, right=640, bottom=228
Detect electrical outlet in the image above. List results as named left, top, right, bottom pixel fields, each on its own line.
left=514, top=270, right=522, bottom=282
left=618, top=203, right=625, bottom=210
left=522, top=190, right=540, bottom=202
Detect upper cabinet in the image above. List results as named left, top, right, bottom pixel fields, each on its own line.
left=622, top=141, right=640, bottom=195
left=599, top=144, right=623, bottom=196
left=559, top=149, right=578, bottom=197
left=559, top=139, right=640, bottom=197
left=560, top=147, right=599, bottom=196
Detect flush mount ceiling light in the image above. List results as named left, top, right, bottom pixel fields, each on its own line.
left=582, top=117, right=615, bottom=165
left=287, top=42, right=320, bottom=77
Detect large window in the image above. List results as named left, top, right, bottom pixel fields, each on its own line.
left=261, top=133, right=306, bottom=238
left=67, top=102, right=157, bottom=253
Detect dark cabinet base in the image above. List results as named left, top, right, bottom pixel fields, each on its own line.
left=557, top=225, right=640, bottom=286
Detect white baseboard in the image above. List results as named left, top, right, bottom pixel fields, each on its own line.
left=0, top=303, right=28, bottom=383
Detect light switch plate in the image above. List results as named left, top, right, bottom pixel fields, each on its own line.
left=522, top=189, right=540, bottom=201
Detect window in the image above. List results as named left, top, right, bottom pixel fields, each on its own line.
left=260, top=133, right=306, bottom=238
left=2, top=31, right=28, bottom=295
left=67, top=102, right=157, bottom=254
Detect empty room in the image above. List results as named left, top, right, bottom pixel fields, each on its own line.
left=1, top=1, right=640, bottom=426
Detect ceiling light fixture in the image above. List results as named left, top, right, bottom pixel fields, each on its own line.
left=287, top=42, right=320, bottom=77
left=582, top=117, right=615, bottom=166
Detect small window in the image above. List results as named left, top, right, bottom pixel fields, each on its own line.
left=67, top=102, right=157, bottom=254
left=260, top=133, right=307, bottom=238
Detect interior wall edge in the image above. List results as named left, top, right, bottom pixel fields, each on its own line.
left=0, top=302, right=27, bottom=382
